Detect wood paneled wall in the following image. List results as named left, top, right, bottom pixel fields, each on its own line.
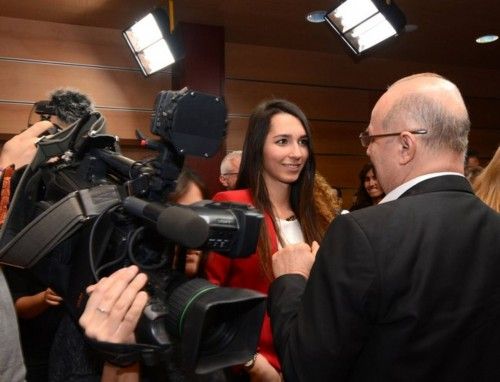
left=0, top=16, right=170, bottom=146
left=1, top=16, right=499, bottom=207
left=224, top=43, right=500, bottom=207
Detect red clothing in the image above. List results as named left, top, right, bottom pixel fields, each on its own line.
left=205, top=189, right=280, bottom=371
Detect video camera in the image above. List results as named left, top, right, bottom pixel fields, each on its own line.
left=0, top=88, right=266, bottom=374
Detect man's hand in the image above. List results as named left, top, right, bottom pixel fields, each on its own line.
left=248, top=353, right=282, bottom=382
left=0, top=120, right=54, bottom=169
left=272, top=241, right=320, bottom=279
left=79, top=266, right=148, bottom=344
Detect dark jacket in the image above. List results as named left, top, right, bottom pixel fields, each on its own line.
left=269, top=175, right=500, bottom=381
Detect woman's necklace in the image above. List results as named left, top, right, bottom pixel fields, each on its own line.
left=285, top=214, right=297, bottom=221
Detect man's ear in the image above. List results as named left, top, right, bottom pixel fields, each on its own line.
left=398, top=132, right=416, bottom=165
left=219, top=175, right=228, bottom=187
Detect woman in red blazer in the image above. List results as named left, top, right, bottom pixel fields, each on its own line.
left=205, top=99, right=332, bottom=381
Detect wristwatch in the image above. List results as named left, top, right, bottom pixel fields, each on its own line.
left=243, top=353, right=258, bottom=371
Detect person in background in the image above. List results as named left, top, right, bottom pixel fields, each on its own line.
left=205, top=99, right=332, bottom=381
left=464, top=164, right=483, bottom=184
left=331, top=185, right=343, bottom=208
left=168, top=167, right=208, bottom=206
left=464, top=148, right=483, bottom=184
left=268, top=73, right=500, bottom=381
left=167, top=167, right=209, bottom=278
left=473, top=145, right=500, bottom=212
left=349, top=162, right=385, bottom=211
left=219, top=150, right=242, bottom=190
left=465, top=147, right=480, bottom=167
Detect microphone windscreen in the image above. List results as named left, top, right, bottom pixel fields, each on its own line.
left=156, top=206, right=209, bottom=248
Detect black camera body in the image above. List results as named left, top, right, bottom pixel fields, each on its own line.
left=0, top=89, right=266, bottom=374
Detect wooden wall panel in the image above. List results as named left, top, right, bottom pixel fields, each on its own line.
left=101, top=109, right=153, bottom=140
left=226, top=43, right=500, bottom=99
left=225, top=79, right=380, bottom=122
left=466, top=97, right=500, bottom=129
left=0, top=61, right=170, bottom=110
left=469, top=129, right=500, bottom=160
left=316, top=155, right=369, bottom=190
left=0, top=104, right=33, bottom=135
left=227, top=117, right=366, bottom=156
left=0, top=16, right=137, bottom=68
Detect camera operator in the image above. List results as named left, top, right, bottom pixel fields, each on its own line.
left=0, top=119, right=63, bottom=382
left=2, top=88, right=96, bottom=382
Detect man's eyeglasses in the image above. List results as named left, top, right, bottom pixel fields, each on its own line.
left=359, top=129, right=428, bottom=147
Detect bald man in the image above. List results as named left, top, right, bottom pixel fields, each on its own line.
left=269, top=73, right=500, bottom=381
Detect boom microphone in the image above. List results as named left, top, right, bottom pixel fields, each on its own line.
left=123, top=196, right=209, bottom=248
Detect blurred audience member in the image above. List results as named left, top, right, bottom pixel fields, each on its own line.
left=464, top=164, right=484, bottom=184
left=465, top=147, right=480, bottom=167
left=473, top=146, right=500, bottom=212
left=167, top=167, right=209, bottom=278
left=331, top=186, right=343, bottom=208
left=219, top=150, right=242, bottom=190
left=168, top=166, right=209, bottom=206
left=350, top=162, right=385, bottom=211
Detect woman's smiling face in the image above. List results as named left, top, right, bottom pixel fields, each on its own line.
left=261, top=112, right=309, bottom=188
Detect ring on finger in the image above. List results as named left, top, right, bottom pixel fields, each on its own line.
left=96, top=307, right=109, bottom=314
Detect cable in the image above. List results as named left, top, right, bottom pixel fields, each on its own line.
left=88, top=202, right=121, bottom=282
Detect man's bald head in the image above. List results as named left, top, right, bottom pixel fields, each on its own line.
left=381, top=73, right=470, bottom=155
left=366, top=73, right=471, bottom=193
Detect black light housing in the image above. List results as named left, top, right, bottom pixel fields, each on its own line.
left=324, top=0, right=406, bottom=55
left=123, top=8, right=182, bottom=77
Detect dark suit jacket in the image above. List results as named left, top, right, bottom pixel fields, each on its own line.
left=268, top=175, right=500, bottom=381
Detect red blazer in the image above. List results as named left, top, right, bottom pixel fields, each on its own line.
left=204, top=189, right=280, bottom=371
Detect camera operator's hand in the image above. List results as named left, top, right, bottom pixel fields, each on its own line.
left=248, top=353, right=282, bottom=382
left=0, top=120, right=54, bottom=169
left=272, top=241, right=319, bottom=280
left=79, top=265, right=148, bottom=344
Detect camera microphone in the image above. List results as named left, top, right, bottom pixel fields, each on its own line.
left=123, top=196, right=209, bottom=248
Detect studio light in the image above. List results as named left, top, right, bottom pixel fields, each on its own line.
left=123, top=8, right=181, bottom=77
left=324, top=0, right=406, bottom=55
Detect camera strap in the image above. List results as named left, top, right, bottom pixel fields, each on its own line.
left=86, top=338, right=172, bottom=368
